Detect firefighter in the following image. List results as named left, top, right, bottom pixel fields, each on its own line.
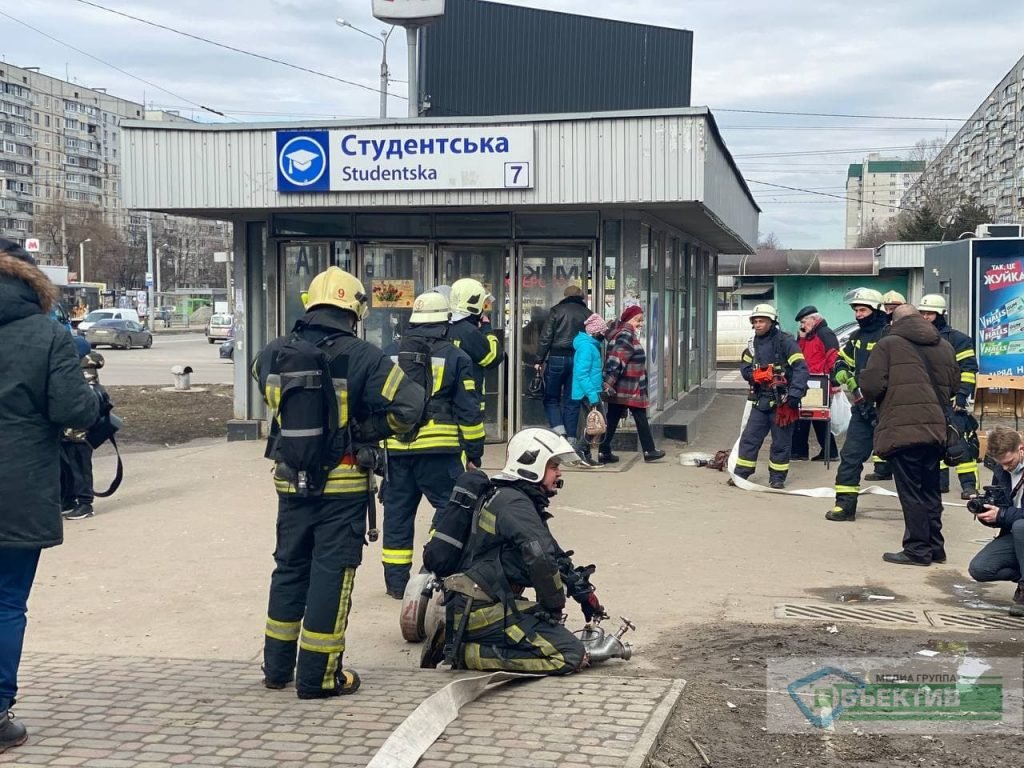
left=826, top=287, right=888, bottom=521
left=445, top=278, right=505, bottom=418
left=253, top=267, right=425, bottom=699
left=381, top=291, right=485, bottom=598
left=865, top=290, right=907, bottom=480
left=736, top=304, right=809, bottom=489
left=451, top=428, right=601, bottom=674
left=920, top=293, right=979, bottom=498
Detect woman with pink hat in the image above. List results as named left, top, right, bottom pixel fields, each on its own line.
left=599, top=305, right=665, bottom=463
left=570, top=312, right=612, bottom=466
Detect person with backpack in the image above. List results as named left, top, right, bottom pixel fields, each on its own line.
left=735, top=304, right=809, bottom=489
left=381, top=291, right=485, bottom=599
left=571, top=313, right=610, bottom=466
left=431, top=428, right=605, bottom=674
left=252, top=267, right=425, bottom=700
left=445, top=278, right=505, bottom=418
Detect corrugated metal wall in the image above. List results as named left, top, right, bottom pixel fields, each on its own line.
left=419, top=0, right=692, bottom=117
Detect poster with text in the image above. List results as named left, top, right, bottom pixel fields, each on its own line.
left=371, top=279, right=415, bottom=309
left=977, top=252, right=1024, bottom=374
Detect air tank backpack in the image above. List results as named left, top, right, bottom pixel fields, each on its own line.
left=422, top=468, right=495, bottom=578
left=265, top=329, right=356, bottom=495
left=393, top=334, right=439, bottom=444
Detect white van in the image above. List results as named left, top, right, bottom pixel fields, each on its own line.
left=717, top=310, right=753, bottom=363
left=77, top=308, right=142, bottom=334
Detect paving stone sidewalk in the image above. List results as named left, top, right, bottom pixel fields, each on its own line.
left=1, top=655, right=684, bottom=768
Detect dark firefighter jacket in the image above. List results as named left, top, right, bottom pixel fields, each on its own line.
left=461, top=480, right=568, bottom=618
left=860, top=313, right=959, bottom=457
left=383, top=324, right=485, bottom=462
left=0, top=253, right=100, bottom=548
left=932, top=314, right=978, bottom=401
left=832, top=309, right=888, bottom=383
left=537, top=295, right=592, bottom=360
left=253, top=307, right=425, bottom=496
left=448, top=316, right=504, bottom=413
left=740, top=325, right=809, bottom=407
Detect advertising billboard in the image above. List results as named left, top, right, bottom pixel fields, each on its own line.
left=976, top=240, right=1024, bottom=374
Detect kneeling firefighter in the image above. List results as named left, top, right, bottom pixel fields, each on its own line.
left=380, top=291, right=485, bottom=599
left=253, top=267, right=425, bottom=699
left=434, top=429, right=606, bottom=674
left=736, top=304, right=809, bottom=489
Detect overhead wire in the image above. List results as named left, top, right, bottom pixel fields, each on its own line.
left=0, top=8, right=235, bottom=120
left=746, top=179, right=910, bottom=212
left=73, top=0, right=407, bottom=103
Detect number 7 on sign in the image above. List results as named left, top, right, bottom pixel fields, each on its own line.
left=504, top=162, right=530, bottom=188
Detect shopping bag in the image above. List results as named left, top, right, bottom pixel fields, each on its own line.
left=830, top=393, right=852, bottom=437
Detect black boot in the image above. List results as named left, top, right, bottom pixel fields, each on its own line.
left=643, top=449, right=666, bottom=463
left=769, top=473, right=786, bottom=490
left=297, top=668, right=361, bottom=699
left=0, top=710, right=28, bottom=753
left=598, top=451, right=619, bottom=464
left=825, top=497, right=857, bottom=522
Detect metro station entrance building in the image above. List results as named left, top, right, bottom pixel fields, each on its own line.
left=122, top=109, right=758, bottom=440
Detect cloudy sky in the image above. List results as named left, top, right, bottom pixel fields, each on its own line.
left=3, top=0, right=1023, bottom=248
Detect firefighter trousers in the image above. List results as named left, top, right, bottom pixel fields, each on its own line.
left=940, top=460, right=979, bottom=493
left=735, top=406, right=793, bottom=483
left=833, top=410, right=876, bottom=514
left=381, top=453, right=464, bottom=595
left=263, top=493, right=366, bottom=697
left=455, top=598, right=585, bottom=676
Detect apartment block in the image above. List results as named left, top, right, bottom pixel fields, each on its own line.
left=844, top=154, right=925, bottom=247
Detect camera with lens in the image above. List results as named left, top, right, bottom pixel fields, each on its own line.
left=966, top=485, right=1014, bottom=515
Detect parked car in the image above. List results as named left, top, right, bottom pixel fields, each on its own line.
left=85, top=318, right=153, bottom=350
left=219, top=337, right=235, bottom=361
left=206, top=313, right=233, bottom=344
left=77, top=308, right=142, bottom=334
left=834, top=321, right=858, bottom=347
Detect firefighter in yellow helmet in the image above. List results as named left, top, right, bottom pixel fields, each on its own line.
left=444, top=278, right=505, bottom=419
left=920, top=294, right=980, bottom=498
left=736, top=304, right=809, bottom=489
left=827, top=288, right=888, bottom=521
left=379, top=291, right=485, bottom=598
left=252, top=266, right=425, bottom=698
left=882, top=290, right=906, bottom=316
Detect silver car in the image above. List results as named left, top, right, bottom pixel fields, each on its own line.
left=85, top=319, right=153, bottom=350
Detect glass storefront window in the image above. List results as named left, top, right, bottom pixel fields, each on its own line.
left=361, top=245, right=428, bottom=350
left=280, top=242, right=329, bottom=332
left=602, top=219, right=621, bottom=322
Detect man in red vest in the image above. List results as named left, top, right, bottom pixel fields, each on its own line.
left=792, top=305, right=839, bottom=461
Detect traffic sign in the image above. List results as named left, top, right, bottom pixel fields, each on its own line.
left=145, top=272, right=154, bottom=288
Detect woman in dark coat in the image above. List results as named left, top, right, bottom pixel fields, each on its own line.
left=0, top=239, right=99, bottom=751
left=598, top=305, right=665, bottom=463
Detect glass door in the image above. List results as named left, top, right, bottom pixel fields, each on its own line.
left=515, top=244, right=593, bottom=428
left=278, top=241, right=355, bottom=334
left=439, top=245, right=510, bottom=441
left=360, top=244, right=428, bottom=350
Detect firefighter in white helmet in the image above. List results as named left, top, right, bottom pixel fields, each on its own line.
left=735, top=304, right=809, bottom=489
left=827, top=287, right=888, bottom=521
left=920, top=294, right=980, bottom=498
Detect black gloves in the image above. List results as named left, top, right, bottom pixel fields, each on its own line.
left=786, top=395, right=801, bottom=410
left=581, top=592, right=607, bottom=622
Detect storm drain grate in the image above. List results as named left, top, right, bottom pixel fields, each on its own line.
left=925, top=611, right=1024, bottom=630
left=774, top=603, right=924, bottom=625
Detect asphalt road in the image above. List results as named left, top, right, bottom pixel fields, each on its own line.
left=93, top=331, right=235, bottom=386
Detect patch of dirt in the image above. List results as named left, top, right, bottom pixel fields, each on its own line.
left=647, top=621, right=1021, bottom=768
left=105, top=385, right=234, bottom=449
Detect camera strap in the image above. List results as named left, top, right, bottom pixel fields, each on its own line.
left=92, top=434, right=123, bottom=498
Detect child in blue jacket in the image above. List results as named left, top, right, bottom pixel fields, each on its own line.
left=571, top=313, right=610, bottom=465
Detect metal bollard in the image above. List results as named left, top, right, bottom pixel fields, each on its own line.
left=171, top=365, right=194, bottom=391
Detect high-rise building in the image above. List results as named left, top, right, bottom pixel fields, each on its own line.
left=0, top=62, right=229, bottom=285
left=844, top=154, right=925, bottom=247
left=903, top=54, right=1024, bottom=225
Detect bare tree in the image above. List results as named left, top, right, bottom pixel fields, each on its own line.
left=856, top=220, right=901, bottom=249
left=757, top=231, right=782, bottom=250
left=907, top=137, right=946, bottom=164
left=33, top=200, right=120, bottom=271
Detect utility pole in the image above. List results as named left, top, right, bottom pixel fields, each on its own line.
left=406, top=27, right=418, bottom=117
left=146, top=213, right=155, bottom=328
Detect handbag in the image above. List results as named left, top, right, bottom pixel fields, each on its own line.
left=526, top=368, right=545, bottom=400
left=911, top=345, right=979, bottom=466
left=584, top=406, right=607, bottom=444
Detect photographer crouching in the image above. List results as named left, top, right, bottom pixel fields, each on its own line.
left=968, top=426, right=1024, bottom=605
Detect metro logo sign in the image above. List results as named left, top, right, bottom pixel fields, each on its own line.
left=983, top=261, right=1024, bottom=290
left=372, top=0, right=445, bottom=23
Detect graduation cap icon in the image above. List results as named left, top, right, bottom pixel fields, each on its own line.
left=286, top=148, right=320, bottom=174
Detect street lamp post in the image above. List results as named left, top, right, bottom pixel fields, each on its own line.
left=337, top=19, right=394, bottom=119
left=78, top=238, right=92, bottom=283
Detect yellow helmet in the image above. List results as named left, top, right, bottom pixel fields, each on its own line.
left=882, top=290, right=906, bottom=306
left=450, top=278, right=490, bottom=317
left=303, top=267, right=369, bottom=319
left=919, top=294, right=947, bottom=314
left=749, top=303, right=778, bottom=323
left=409, top=291, right=451, bottom=324
left=844, top=287, right=884, bottom=310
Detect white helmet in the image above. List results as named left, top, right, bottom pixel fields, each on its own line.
left=844, top=287, right=884, bottom=311
left=749, top=304, right=778, bottom=323
left=409, top=291, right=451, bottom=324
left=450, top=278, right=491, bottom=319
left=882, top=290, right=906, bottom=306
left=919, top=294, right=947, bottom=314
left=496, top=428, right=578, bottom=483
left=431, top=284, right=452, bottom=302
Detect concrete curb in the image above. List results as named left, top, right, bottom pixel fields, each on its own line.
left=625, top=677, right=687, bottom=768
